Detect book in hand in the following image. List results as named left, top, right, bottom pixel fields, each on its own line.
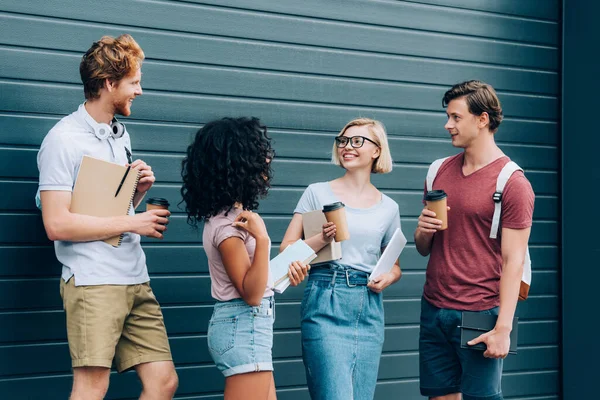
left=302, top=210, right=342, bottom=264
left=368, top=228, right=406, bottom=282
left=70, top=155, right=140, bottom=247
left=459, top=311, right=518, bottom=355
left=270, top=239, right=317, bottom=294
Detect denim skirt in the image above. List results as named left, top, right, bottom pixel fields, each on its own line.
left=301, top=264, right=385, bottom=400
left=207, top=296, right=274, bottom=377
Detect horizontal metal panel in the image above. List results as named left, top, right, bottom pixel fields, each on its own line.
left=0, top=84, right=559, bottom=144
left=501, top=371, right=560, bottom=397
left=0, top=41, right=560, bottom=98
left=0, top=269, right=558, bottom=311
left=0, top=214, right=49, bottom=244
left=0, top=297, right=558, bottom=344
left=1, top=0, right=559, bottom=46
left=0, top=49, right=559, bottom=119
left=518, top=321, right=560, bottom=347
left=184, top=0, right=559, bottom=44
left=0, top=246, right=61, bottom=277
left=0, top=181, right=41, bottom=212
left=373, top=371, right=559, bottom=399
left=406, top=0, right=560, bottom=21
left=0, top=12, right=558, bottom=70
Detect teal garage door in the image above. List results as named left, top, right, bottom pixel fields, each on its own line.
left=0, top=1, right=560, bottom=399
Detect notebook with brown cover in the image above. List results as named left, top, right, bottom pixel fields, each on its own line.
left=302, top=210, right=342, bottom=264
left=70, top=155, right=140, bottom=247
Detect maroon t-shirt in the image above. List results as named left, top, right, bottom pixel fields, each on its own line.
left=423, top=153, right=535, bottom=311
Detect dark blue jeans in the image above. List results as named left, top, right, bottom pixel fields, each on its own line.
left=419, top=297, right=504, bottom=400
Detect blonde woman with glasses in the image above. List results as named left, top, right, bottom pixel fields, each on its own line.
left=281, top=118, right=404, bottom=400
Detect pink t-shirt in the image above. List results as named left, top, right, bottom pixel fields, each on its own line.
left=203, top=208, right=273, bottom=302
left=423, top=153, right=535, bottom=311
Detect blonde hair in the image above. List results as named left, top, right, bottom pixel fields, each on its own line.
left=331, top=118, right=393, bottom=174
left=80, top=34, right=145, bottom=100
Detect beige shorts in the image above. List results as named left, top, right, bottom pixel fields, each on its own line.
left=60, top=278, right=172, bottom=372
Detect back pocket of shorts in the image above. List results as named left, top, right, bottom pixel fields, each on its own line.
left=208, top=317, right=237, bottom=355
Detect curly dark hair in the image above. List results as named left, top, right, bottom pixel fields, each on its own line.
left=180, top=117, right=273, bottom=227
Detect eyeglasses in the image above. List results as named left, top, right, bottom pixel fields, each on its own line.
left=334, top=136, right=380, bottom=149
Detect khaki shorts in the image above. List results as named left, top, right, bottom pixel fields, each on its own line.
left=60, top=278, right=172, bottom=372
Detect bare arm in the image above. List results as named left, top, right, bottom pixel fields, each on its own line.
left=496, top=227, right=530, bottom=333
left=468, top=226, right=530, bottom=358
left=414, top=230, right=434, bottom=256
left=40, top=191, right=169, bottom=242
left=220, top=211, right=271, bottom=306
left=280, top=213, right=334, bottom=253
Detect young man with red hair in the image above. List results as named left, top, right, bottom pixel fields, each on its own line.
left=37, top=34, right=178, bottom=400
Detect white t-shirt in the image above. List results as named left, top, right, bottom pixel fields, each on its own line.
left=294, top=182, right=402, bottom=273
left=36, top=104, right=149, bottom=286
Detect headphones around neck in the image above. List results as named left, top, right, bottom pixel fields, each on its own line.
left=93, top=118, right=126, bottom=140
left=82, top=108, right=126, bottom=140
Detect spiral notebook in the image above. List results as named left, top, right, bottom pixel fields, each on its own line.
left=70, top=155, right=140, bottom=247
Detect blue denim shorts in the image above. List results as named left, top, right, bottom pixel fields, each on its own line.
left=207, top=297, right=274, bottom=377
left=419, top=297, right=504, bottom=400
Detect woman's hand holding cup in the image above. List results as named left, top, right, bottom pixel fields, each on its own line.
left=321, top=221, right=336, bottom=244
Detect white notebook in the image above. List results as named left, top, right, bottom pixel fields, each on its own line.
left=368, top=228, right=407, bottom=282
left=270, top=239, right=317, bottom=293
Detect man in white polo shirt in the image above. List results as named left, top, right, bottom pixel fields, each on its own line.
left=36, top=34, right=178, bottom=400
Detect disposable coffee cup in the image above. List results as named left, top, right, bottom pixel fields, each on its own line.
left=323, top=202, right=350, bottom=242
left=146, top=197, right=170, bottom=211
left=425, top=190, right=448, bottom=230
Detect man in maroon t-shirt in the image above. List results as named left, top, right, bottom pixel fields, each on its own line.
left=415, top=81, right=534, bottom=400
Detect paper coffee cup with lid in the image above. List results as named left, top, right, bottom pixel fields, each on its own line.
left=323, top=202, right=350, bottom=242
left=146, top=197, right=170, bottom=211
left=425, top=190, right=448, bottom=230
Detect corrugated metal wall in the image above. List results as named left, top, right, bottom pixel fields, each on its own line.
left=0, top=1, right=560, bottom=399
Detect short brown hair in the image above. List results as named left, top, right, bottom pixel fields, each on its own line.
left=331, top=118, right=393, bottom=174
left=80, top=34, right=145, bottom=100
left=442, top=80, right=503, bottom=132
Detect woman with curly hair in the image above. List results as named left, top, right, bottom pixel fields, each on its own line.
left=280, top=118, right=404, bottom=400
left=181, top=117, right=307, bottom=399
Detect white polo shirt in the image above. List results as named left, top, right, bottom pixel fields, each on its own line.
left=36, top=104, right=149, bottom=286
